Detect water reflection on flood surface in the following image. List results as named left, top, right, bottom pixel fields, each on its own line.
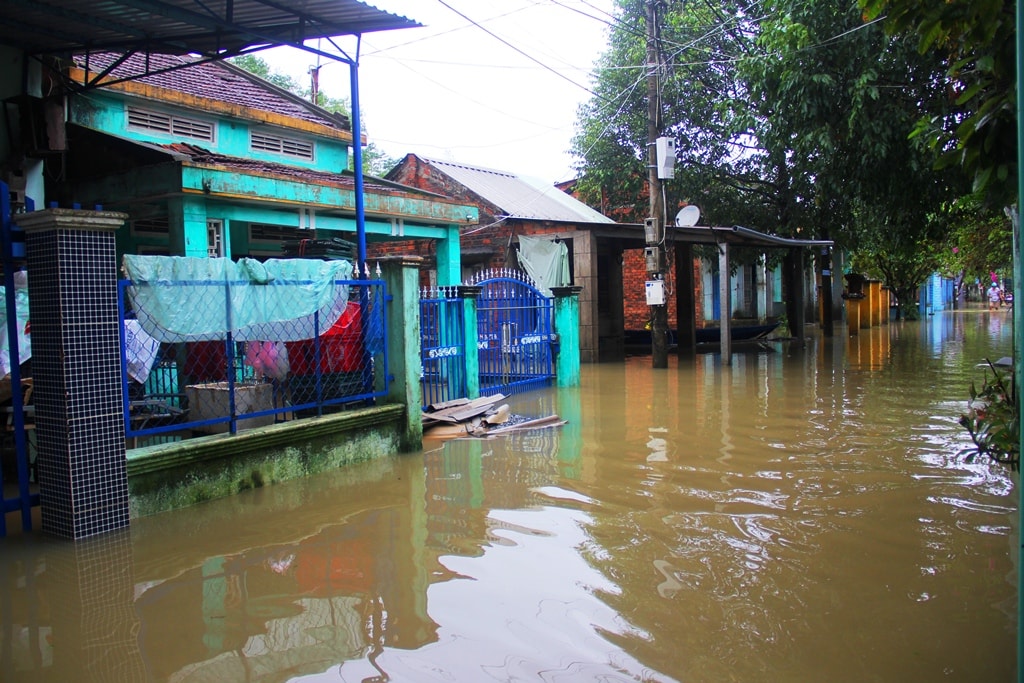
left=1, top=310, right=1017, bottom=682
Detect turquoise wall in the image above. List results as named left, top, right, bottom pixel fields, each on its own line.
left=69, top=90, right=348, bottom=173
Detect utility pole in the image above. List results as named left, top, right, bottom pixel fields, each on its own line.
left=645, top=0, right=668, bottom=369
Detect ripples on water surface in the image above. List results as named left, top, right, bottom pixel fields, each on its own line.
left=1, top=311, right=1017, bottom=682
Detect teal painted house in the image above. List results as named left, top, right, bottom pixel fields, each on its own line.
left=57, top=51, right=476, bottom=279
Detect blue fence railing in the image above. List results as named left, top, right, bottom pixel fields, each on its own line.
left=119, top=277, right=387, bottom=448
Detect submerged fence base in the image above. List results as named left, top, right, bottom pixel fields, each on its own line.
left=127, top=404, right=405, bottom=517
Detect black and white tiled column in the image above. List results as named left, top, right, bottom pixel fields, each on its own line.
left=15, top=208, right=130, bottom=540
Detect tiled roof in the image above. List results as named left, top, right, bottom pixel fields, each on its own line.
left=74, top=52, right=347, bottom=131
left=165, top=143, right=443, bottom=200
left=166, top=142, right=373, bottom=191
left=419, top=157, right=614, bottom=224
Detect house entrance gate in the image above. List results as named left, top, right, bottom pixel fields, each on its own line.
left=419, top=266, right=557, bottom=411
left=471, top=269, right=556, bottom=397
left=419, top=270, right=556, bottom=409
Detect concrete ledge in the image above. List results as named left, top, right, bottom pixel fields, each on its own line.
left=126, top=403, right=408, bottom=517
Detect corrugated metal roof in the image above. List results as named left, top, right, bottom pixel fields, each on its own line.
left=421, top=158, right=614, bottom=224
left=0, top=0, right=418, bottom=57
left=674, top=225, right=833, bottom=249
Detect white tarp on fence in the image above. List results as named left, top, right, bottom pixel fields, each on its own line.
left=122, top=255, right=353, bottom=342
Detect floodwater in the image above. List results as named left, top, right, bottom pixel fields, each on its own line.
left=1, top=309, right=1018, bottom=682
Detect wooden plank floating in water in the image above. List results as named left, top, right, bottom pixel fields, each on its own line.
left=422, top=393, right=564, bottom=440
left=422, top=394, right=505, bottom=424
left=486, top=415, right=566, bottom=435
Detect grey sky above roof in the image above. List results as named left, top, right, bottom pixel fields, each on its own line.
left=421, top=157, right=614, bottom=225
left=0, top=0, right=419, bottom=57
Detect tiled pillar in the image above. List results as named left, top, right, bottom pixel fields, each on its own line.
left=15, top=208, right=130, bottom=540
left=49, top=530, right=145, bottom=679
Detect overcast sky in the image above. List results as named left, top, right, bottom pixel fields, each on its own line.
left=260, top=0, right=616, bottom=184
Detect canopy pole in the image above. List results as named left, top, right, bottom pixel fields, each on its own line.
left=349, top=36, right=367, bottom=278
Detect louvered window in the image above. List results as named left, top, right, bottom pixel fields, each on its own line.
left=250, top=223, right=302, bottom=242
left=127, top=107, right=214, bottom=142
left=251, top=132, right=314, bottom=161
left=131, top=217, right=169, bottom=235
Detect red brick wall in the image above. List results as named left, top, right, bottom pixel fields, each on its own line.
left=622, top=249, right=702, bottom=331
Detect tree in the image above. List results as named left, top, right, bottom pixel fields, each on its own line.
left=229, top=54, right=305, bottom=93
left=859, top=0, right=1017, bottom=205
left=936, top=196, right=1014, bottom=299
left=572, top=0, right=965, bottom=320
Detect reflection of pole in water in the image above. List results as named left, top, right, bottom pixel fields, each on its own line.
left=717, top=362, right=733, bottom=474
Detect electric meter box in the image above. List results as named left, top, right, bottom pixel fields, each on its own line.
left=644, top=246, right=662, bottom=273
left=645, top=280, right=666, bottom=306
left=644, top=217, right=661, bottom=245
left=656, top=137, right=676, bottom=179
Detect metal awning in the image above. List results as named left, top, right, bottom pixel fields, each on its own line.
left=673, top=225, right=833, bottom=249
left=0, top=0, right=419, bottom=58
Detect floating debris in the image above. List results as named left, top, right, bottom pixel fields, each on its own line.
left=422, top=394, right=565, bottom=440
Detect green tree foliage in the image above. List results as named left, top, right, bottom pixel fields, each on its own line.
left=859, top=0, right=1017, bottom=204
left=229, top=54, right=305, bottom=93
left=937, top=196, right=1013, bottom=288
left=572, top=0, right=967, bottom=317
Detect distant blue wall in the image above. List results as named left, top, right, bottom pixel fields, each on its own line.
left=919, top=273, right=955, bottom=314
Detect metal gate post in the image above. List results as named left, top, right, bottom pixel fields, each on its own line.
left=551, top=286, right=583, bottom=387
left=458, top=285, right=481, bottom=399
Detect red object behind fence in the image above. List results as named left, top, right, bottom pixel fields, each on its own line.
left=287, top=302, right=363, bottom=376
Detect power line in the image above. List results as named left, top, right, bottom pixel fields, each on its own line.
left=433, top=0, right=610, bottom=102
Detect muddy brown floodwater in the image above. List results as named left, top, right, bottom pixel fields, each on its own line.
left=1, top=310, right=1018, bottom=682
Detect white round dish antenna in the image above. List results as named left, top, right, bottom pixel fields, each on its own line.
left=675, top=205, right=701, bottom=227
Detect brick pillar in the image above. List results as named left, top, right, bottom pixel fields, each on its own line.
left=15, top=208, right=129, bottom=540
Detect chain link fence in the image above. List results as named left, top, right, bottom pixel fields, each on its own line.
left=120, top=274, right=386, bottom=447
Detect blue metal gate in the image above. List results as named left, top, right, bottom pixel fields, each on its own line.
left=471, top=269, right=555, bottom=397
left=419, top=286, right=467, bottom=408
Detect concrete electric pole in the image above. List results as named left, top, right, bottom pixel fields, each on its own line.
left=645, top=0, right=669, bottom=369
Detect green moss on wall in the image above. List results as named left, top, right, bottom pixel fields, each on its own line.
left=128, top=407, right=405, bottom=518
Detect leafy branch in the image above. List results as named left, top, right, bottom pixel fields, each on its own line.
left=959, top=359, right=1019, bottom=471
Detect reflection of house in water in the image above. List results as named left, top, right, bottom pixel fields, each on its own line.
left=134, top=506, right=435, bottom=681
left=422, top=391, right=581, bottom=554
left=2, top=390, right=584, bottom=681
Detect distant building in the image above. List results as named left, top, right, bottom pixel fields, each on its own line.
left=383, top=154, right=623, bottom=362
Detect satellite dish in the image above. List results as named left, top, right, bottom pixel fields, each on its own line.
left=675, top=205, right=701, bottom=227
